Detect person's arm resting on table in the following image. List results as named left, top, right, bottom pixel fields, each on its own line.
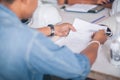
left=58, top=0, right=113, bottom=8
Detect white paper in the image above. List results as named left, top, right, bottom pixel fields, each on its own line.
left=65, top=4, right=97, bottom=12
left=55, top=18, right=107, bottom=53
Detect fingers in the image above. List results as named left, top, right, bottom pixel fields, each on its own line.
left=62, top=23, right=76, bottom=36
left=92, top=30, right=108, bottom=44
left=67, top=23, right=76, bottom=32
left=58, top=31, right=69, bottom=37
left=54, top=23, right=76, bottom=37
left=97, top=0, right=109, bottom=4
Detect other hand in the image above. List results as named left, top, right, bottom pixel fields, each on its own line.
left=92, top=30, right=107, bottom=44
left=97, top=0, right=109, bottom=4
left=54, top=23, right=76, bottom=37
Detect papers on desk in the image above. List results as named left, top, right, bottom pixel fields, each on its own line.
left=55, top=18, right=107, bottom=53
left=64, top=4, right=104, bottom=13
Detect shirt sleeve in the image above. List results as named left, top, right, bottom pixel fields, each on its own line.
left=27, top=33, right=90, bottom=79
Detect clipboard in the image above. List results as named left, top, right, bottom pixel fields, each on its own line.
left=64, top=4, right=104, bottom=13
left=88, top=5, right=105, bottom=13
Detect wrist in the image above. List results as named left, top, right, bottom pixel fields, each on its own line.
left=88, top=40, right=101, bottom=47
left=48, top=24, right=55, bottom=36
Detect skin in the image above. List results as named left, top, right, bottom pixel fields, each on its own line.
left=37, top=23, right=76, bottom=37
left=97, top=0, right=109, bottom=4
left=38, top=23, right=76, bottom=37
left=1, top=0, right=107, bottom=66
left=58, top=0, right=110, bottom=4
left=58, top=0, right=112, bottom=8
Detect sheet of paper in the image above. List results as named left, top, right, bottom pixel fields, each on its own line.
left=55, top=18, right=107, bottom=53
left=65, top=4, right=97, bottom=12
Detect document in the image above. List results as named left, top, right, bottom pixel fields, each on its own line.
left=55, top=18, right=107, bottom=53
left=64, top=4, right=104, bottom=13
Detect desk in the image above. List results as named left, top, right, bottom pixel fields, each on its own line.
left=56, top=6, right=120, bottom=79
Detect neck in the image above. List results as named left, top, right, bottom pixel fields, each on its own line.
left=1, top=1, right=23, bottom=20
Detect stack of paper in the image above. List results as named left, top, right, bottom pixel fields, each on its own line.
left=55, top=18, right=107, bottom=53
left=65, top=4, right=104, bottom=13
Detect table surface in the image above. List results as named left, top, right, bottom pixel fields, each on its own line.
left=56, top=5, right=120, bottom=78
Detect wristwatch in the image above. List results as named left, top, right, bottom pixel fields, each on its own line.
left=48, top=24, right=55, bottom=36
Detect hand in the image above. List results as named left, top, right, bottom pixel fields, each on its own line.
left=54, top=23, right=76, bottom=37
left=92, top=30, right=107, bottom=44
left=97, top=0, right=109, bottom=4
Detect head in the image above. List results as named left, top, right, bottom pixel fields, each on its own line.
left=0, top=0, right=38, bottom=19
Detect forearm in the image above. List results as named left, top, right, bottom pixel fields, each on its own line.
left=81, top=42, right=99, bottom=66
left=58, top=0, right=97, bottom=5
left=67, top=0, right=97, bottom=5
left=36, top=23, right=76, bottom=37
left=37, top=27, right=51, bottom=36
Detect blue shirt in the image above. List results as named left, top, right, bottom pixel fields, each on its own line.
left=0, top=4, right=90, bottom=80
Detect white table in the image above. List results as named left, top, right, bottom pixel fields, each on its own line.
left=92, top=15, right=120, bottom=79
left=56, top=6, right=120, bottom=79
